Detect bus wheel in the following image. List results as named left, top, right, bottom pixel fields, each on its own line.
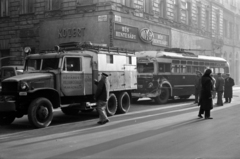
left=28, top=98, right=53, bottom=128
left=0, top=114, right=15, bottom=125
left=117, top=92, right=130, bottom=114
left=106, top=93, right=117, bottom=116
left=179, top=95, right=191, bottom=99
left=155, top=87, right=170, bottom=104
left=61, top=107, right=80, bottom=115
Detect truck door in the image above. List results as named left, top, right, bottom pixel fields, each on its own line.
left=83, top=56, right=93, bottom=95
left=61, top=56, right=84, bottom=96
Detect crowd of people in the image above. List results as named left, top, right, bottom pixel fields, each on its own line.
left=194, top=69, right=235, bottom=119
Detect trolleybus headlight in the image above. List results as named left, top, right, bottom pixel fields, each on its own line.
left=148, top=82, right=153, bottom=88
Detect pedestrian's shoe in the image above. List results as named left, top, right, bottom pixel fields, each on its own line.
left=205, top=117, right=213, bottom=119
left=97, top=119, right=109, bottom=125
left=198, top=115, right=203, bottom=118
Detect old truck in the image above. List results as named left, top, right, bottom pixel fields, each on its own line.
left=0, top=42, right=137, bottom=128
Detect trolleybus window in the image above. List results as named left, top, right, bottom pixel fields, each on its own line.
left=158, top=63, right=171, bottom=72
left=137, top=63, right=154, bottom=73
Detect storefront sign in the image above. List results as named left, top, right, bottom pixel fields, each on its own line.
left=114, top=23, right=138, bottom=42
left=139, top=28, right=154, bottom=43
left=98, top=15, right=107, bottom=22
left=58, top=28, right=85, bottom=38
left=152, top=32, right=169, bottom=47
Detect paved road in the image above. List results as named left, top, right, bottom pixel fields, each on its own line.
left=0, top=88, right=240, bottom=159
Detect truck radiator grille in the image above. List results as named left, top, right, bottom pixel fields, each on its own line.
left=2, top=82, right=18, bottom=92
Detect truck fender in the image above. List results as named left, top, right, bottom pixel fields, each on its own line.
left=27, top=88, right=60, bottom=109
left=160, top=81, right=172, bottom=96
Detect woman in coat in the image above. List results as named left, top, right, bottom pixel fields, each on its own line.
left=198, top=69, right=213, bottom=119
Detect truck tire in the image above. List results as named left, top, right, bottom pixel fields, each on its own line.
left=28, top=98, right=53, bottom=128
left=154, top=87, right=170, bottom=104
left=117, top=92, right=130, bottom=114
left=0, top=114, right=15, bottom=125
left=106, top=93, right=117, bottom=116
left=61, top=107, right=80, bottom=115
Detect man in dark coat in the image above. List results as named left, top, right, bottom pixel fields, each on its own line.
left=215, top=73, right=225, bottom=106
left=95, top=72, right=110, bottom=125
left=198, top=69, right=213, bottom=119
left=194, top=71, right=202, bottom=104
left=224, top=73, right=235, bottom=103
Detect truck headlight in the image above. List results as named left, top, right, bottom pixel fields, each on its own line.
left=20, top=81, right=29, bottom=91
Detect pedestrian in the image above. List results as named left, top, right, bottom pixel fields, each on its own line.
left=224, top=73, right=235, bottom=103
left=198, top=69, right=213, bottom=119
left=194, top=71, right=202, bottom=104
left=210, top=74, right=216, bottom=99
left=215, top=73, right=225, bottom=106
left=94, top=72, right=110, bottom=125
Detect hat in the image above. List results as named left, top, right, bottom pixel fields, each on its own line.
left=101, top=72, right=108, bottom=77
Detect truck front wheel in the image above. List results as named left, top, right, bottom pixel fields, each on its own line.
left=117, top=92, right=130, bottom=114
left=28, top=98, right=53, bottom=128
left=106, top=93, right=117, bottom=116
left=0, top=114, right=15, bottom=125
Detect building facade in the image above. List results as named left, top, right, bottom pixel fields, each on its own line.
left=0, top=0, right=239, bottom=84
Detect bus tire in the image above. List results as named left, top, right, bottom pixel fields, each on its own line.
left=106, top=93, right=118, bottom=116
left=117, top=92, right=130, bottom=114
left=155, top=87, right=170, bottom=104
left=28, top=98, right=53, bottom=128
left=61, top=107, right=80, bottom=115
left=0, top=114, right=15, bottom=125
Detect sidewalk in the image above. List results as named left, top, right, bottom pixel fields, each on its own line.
left=233, top=85, right=240, bottom=90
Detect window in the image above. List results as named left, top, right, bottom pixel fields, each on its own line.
left=27, top=59, right=41, bottom=70
left=133, top=0, right=145, bottom=17
left=158, top=63, right=171, bottom=73
left=107, top=55, right=114, bottom=64
left=42, top=58, right=60, bottom=70
left=20, top=0, right=35, bottom=14
left=223, top=19, right=227, bottom=37
left=197, top=6, right=201, bottom=28
left=236, top=24, right=239, bottom=40
left=216, top=14, right=220, bottom=35
left=111, top=0, right=125, bottom=5
left=127, top=56, right=132, bottom=64
left=186, top=66, right=192, bottom=73
left=205, top=10, right=209, bottom=31
left=0, top=0, right=9, bottom=17
left=63, top=57, right=81, bottom=71
left=137, top=63, right=154, bottom=73
left=46, top=0, right=62, bottom=11
left=172, top=64, right=179, bottom=73
left=186, top=2, right=191, bottom=25
left=152, top=0, right=164, bottom=18
left=229, top=22, right=233, bottom=39
left=173, top=0, right=179, bottom=22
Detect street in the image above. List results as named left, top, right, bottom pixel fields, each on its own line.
left=0, top=87, right=240, bottom=159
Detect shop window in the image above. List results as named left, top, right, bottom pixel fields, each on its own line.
left=107, top=55, right=114, bottom=64
left=0, top=0, right=9, bottom=17
left=46, top=0, right=62, bottom=11
left=20, top=0, right=35, bottom=14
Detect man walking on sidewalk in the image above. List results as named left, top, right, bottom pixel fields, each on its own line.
left=215, top=73, right=225, bottom=106
left=224, top=73, right=235, bottom=103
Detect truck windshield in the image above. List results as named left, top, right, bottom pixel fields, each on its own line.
left=26, top=58, right=59, bottom=70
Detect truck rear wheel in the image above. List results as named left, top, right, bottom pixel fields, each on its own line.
left=28, top=98, right=53, bottom=128
left=0, top=114, right=15, bottom=125
left=117, top=92, right=130, bottom=114
left=106, top=93, right=117, bottom=116
left=154, top=87, right=170, bottom=104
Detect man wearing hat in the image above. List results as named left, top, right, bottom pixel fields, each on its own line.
left=95, top=72, right=110, bottom=125
left=224, top=73, right=235, bottom=103
left=215, top=73, right=225, bottom=106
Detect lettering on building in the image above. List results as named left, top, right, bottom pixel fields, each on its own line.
left=114, top=23, right=138, bottom=42
left=58, top=28, right=85, bottom=38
